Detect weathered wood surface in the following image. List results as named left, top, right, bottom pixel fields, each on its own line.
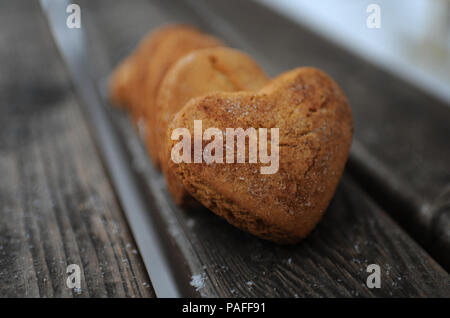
left=168, top=0, right=450, bottom=270
left=0, top=1, right=154, bottom=297
left=109, top=108, right=450, bottom=297
left=78, top=0, right=450, bottom=296
left=193, top=0, right=450, bottom=270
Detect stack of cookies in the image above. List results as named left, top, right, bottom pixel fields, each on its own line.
left=109, top=24, right=353, bottom=243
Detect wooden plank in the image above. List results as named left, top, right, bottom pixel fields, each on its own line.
left=79, top=0, right=449, bottom=296
left=181, top=0, right=450, bottom=270
left=92, top=0, right=450, bottom=270
left=0, top=0, right=154, bottom=297
left=110, top=108, right=450, bottom=297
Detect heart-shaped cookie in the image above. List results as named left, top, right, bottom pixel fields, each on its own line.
left=156, top=47, right=268, bottom=205
left=109, top=24, right=223, bottom=165
left=167, top=67, right=352, bottom=243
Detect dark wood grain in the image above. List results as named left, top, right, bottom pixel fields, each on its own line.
left=183, top=0, right=450, bottom=270
left=78, top=0, right=449, bottom=297
left=109, top=104, right=450, bottom=297
left=0, top=1, right=154, bottom=297
left=89, top=0, right=450, bottom=270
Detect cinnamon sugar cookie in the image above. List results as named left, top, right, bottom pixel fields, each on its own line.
left=157, top=47, right=268, bottom=205
left=109, top=24, right=223, bottom=165
left=168, top=67, right=353, bottom=243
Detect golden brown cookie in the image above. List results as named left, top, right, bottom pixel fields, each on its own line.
left=109, top=24, right=223, bottom=165
left=156, top=47, right=268, bottom=206
left=167, top=67, right=353, bottom=243
left=109, top=56, right=134, bottom=111
left=109, top=25, right=180, bottom=116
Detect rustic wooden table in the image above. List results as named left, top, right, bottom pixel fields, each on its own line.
left=0, top=0, right=448, bottom=297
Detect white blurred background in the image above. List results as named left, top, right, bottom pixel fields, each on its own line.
left=257, top=0, right=450, bottom=103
